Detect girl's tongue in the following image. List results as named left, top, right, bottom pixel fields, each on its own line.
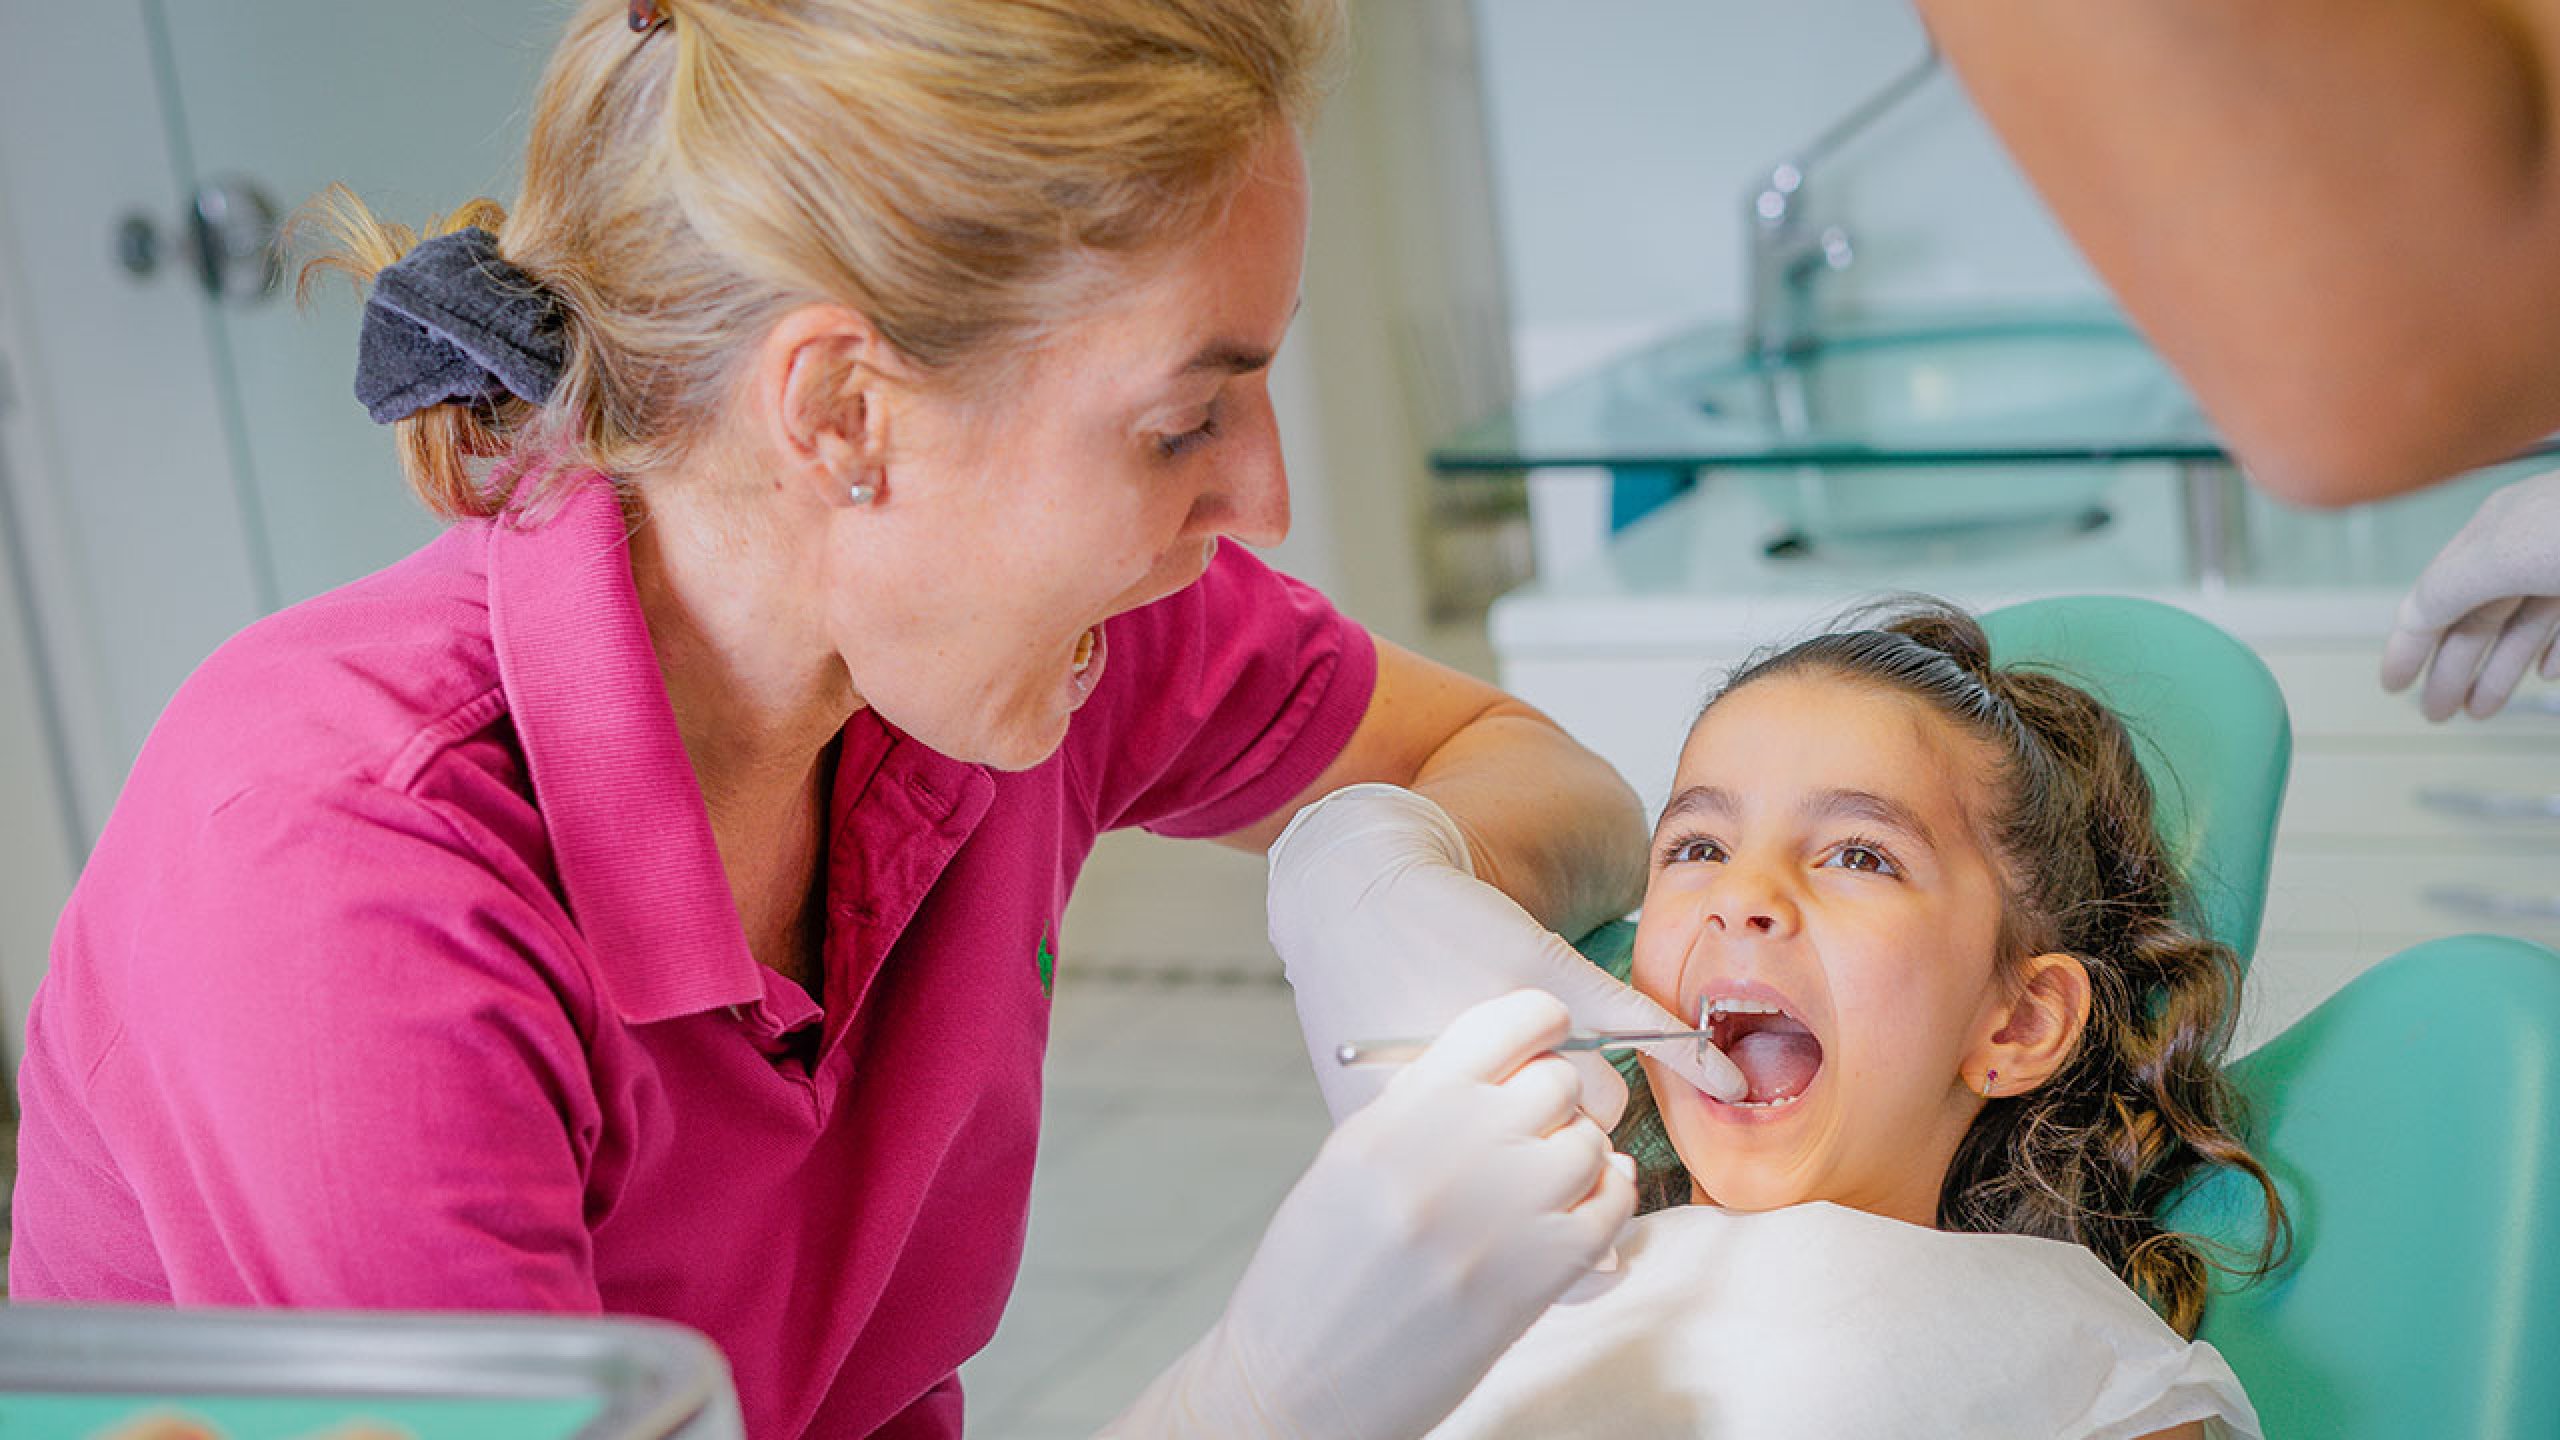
left=1725, top=1013, right=1823, bottom=1104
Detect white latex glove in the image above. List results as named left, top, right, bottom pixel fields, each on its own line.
left=1267, top=783, right=1744, bottom=1127
left=1102, top=989, right=1635, bottom=1440
left=2382, top=467, right=2560, bottom=720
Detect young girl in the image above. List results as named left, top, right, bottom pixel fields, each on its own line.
left=1422, top=603, right=2290, bottom=1439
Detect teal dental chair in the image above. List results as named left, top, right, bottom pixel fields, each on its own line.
left=1587, top=595, right=2560, bottom=1439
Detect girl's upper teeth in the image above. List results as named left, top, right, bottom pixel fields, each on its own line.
left=1701, top=996, right=1784, bottom=1022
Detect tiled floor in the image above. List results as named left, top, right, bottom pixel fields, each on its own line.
left=958, top=829, right=1331, bottom=1439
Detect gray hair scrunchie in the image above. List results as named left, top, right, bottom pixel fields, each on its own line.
left=353, top=227, right=567, bottom=424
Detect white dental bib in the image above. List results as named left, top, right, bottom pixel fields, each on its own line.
left=1428, top=1201, right=2259, bottom=1440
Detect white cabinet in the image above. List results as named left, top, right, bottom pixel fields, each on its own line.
left=2250, top=643, right=2560, bottom=1042
left=1489, top=468, right=2560, bottom=1052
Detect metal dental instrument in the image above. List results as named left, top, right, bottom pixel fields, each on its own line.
left=1334, top=1027, right=1717, bottom=1068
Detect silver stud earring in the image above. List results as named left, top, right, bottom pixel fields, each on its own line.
left=846, top=479, right=878, bottom=507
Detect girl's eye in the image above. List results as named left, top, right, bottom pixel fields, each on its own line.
left=1154, top=403, right=1223, bottom=460
left=1825, top=842, right=1899, bottom=877
left=1659, top=835, right=1727, bottom=866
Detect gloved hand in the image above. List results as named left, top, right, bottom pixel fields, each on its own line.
left=2382, top=467, right=2560, bottom=720
left=1102, top=990, right=1635, bottom=1440
left=1267, top=783, right=1743, bottom=1127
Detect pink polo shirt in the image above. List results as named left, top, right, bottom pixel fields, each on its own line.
left=11, top=474, right=1376, bottom=1439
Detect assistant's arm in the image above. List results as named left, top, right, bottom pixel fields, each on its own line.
left=1916, top=0, right=2560, bottom=504
left=1218, top=635, right=1646, bottom=942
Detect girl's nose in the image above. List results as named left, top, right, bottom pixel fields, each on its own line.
left=1704, top=866, right=1797, bottom=937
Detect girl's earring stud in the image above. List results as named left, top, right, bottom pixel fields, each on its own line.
left=1980, top=1068, right=1999, bottom=1098
left=846, top=480, right=879, bottom=507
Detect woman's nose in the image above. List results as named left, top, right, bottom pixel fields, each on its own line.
left=1200, top=394, right=1289, bottom=547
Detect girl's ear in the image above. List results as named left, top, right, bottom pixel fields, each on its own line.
left=1969, top=952, right=2093, bottom=1097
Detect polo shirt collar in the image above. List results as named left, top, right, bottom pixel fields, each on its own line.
left=486, top=474, right=764, bottom=1025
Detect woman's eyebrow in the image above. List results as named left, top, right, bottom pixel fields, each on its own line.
left=1172, top=296, right=1304, bottom=377
left=1178, top=340, right=1273, bottom=377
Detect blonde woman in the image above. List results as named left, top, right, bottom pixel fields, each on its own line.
left=8, top=3, right=1732, bottom=1436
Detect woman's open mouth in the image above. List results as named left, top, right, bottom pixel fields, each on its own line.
left=1700, top=993, right=1824, bottom=1110
left=1068, top=625, right=1106, bottom=706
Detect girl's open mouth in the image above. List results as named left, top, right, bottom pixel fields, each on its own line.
left=1701, top=994, right=1825, bottom=1109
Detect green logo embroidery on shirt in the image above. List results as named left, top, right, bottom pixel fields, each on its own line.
left=1037, top=929, right=1056, bottom=997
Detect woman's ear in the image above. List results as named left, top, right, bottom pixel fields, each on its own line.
left=1969, top=952, right=2093, bottom=1097
left=751, top=304, right=897, bottom=510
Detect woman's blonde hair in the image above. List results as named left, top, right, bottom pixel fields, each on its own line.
left=301, top=0, right=1341, bottom=518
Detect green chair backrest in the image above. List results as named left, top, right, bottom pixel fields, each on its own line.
left=1980, top=595, right=2292, bottom=964
left=2166, top=934, right=2560, bottom=1438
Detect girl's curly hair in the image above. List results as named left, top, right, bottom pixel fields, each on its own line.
left=1621, top=599, right=2291, bottom=1337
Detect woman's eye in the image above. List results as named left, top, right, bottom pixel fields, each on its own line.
left=1826, top=843, right=1898, bottom=876
left=1659, top=836, right=1726, bottom=866
left=1154, top=406, right=1223, bottom=460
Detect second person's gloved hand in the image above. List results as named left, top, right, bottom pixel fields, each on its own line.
left=1267, top=783, right=1744, bottom=1127
left=1102, top=990, right=1636, bottom=1440
left=2382, top=466, right=2560, bottom=719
